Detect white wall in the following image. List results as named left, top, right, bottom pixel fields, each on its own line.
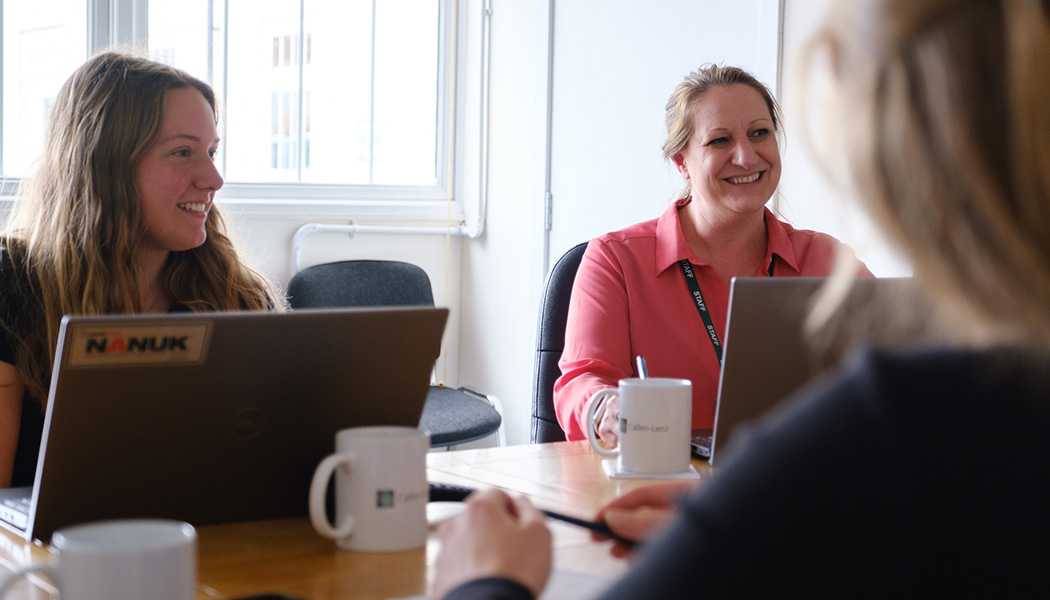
left=548, top=0, right=781, bottom=259
left=457, top=0, right=785, bottom=446
left=456, top=0, right=550, bottom=447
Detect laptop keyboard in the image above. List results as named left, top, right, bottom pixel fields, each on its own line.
left=0, top=495, right=30, bottom=530
left=690, top=430, right=712, bottom=459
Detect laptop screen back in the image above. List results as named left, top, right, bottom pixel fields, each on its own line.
left=709, top=277, right=911, bottom=464
left=24, top=307, right=446, bottom=541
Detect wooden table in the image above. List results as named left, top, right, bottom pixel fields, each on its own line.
left=0, top=442, right=710, bottom=599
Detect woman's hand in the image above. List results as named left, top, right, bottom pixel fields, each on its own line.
left=594, top=395, right=621, bottom=448
left=432, top=488, right=553, bottom=599
left=592, top=481, right=700, bottom=557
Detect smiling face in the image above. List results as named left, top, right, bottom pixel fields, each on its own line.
left=673, top=84, right=781, bottom=216
left=134, top=86, right=223, bottom=258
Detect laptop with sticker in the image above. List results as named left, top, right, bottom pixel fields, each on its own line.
left=0, top=306, right=447, bottom=542
left=690, top=277, right=912, bottom=464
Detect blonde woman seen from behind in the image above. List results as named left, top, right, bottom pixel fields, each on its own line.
left=432, top=1, right=1050, bottom=598
left=0, top=52, right=280, bottom=488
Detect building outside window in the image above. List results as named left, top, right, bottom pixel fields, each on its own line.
left=1, top=0, right=451, bottom=205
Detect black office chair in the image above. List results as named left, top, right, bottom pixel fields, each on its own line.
left=288, top=260, right=504, bottom=448
left=530, top=242, right=589, bottom=443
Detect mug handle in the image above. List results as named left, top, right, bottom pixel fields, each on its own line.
left=309, top=453, right=356, bottom=540
left=0, top=563, right=58, bottom=597
left=585, top=389, right=620, bottom=458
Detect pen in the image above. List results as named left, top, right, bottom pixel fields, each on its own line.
left=541, top=508, right=638, bottom=549
left=635, top=355, right=649, bottom=379
left=429, top=482, right=638, bottom=548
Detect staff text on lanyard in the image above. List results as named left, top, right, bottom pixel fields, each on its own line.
left=678, top=257, right=775, bottom=365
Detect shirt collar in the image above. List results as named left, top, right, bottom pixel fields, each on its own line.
left=763, top=207, right=800, bottom=273
left=654, top=198, right=800, bottom=275
left=654, top=198, right=696, bottom=275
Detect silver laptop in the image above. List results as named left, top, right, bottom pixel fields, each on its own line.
left=0, top=306, right=447, bottom=542
left=691, top=277, right=912, bottom=464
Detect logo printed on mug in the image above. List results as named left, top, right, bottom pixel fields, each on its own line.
left=586, top=378, right=694, bottom=477
left=376, top=489, right=395, bottom=509
left=309, top=426, right=429, bottom=552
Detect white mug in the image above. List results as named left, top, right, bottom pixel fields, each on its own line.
left=309, top=426, right=429, bottom=552
left=586, top=378, right=693, bottom=475
left=0, top=519, right=196, bottom=600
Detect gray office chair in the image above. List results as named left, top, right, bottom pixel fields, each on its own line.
left=530, top=242, right=588, bottom=443
left=287, top=260, right=504, bottom=448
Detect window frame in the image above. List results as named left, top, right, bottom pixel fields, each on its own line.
left=0, top=0, right=461, bottom=220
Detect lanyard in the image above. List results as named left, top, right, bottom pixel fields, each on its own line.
left=678, top=257, right=775, bottom=365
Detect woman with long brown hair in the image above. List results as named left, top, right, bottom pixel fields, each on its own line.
left=0, top=52, right=280, bottom=487
left=431, top=0, right=1050, bottom=597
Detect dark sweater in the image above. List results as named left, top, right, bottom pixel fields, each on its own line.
left=448, top=347, right=1050, bottom=599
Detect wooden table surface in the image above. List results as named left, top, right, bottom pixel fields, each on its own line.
left=0, top=441, right=710, bottom=599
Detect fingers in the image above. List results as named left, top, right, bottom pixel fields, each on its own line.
left=596, top=481, right=698, bottom=519
left=511, top=493, right=545, bottom=526
left=591, top=481, right=698, bottom=546
left=465, top=488, right=516, bottom=521
left=589, top=506, right=675, bottom=556
left=462, top=488, right=544, bottom=531
left=431, top=488, right=553, bottom=599
left=598, top=408, right=620, bottom=447
left=602, top=507, right=670, bottom=541
left=598, top=423, right=619, bottom=447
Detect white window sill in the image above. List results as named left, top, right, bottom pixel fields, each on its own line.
left=0, top=196, right=464, bottom=224
left=217, top=197, right=464, bottom=223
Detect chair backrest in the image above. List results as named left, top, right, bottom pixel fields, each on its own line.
left=287, top=260, right=435, bottom=309
left=530, top=242, right=588, bottom=443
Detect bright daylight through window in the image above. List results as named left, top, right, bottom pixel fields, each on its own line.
left=1, top=0, right=87, bottom=179
left=1, top=0, right=448, bottom=199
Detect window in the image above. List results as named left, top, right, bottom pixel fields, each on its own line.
left=147, top=0, right=451, bottom=196
left=1, top=0, right=87, bottom=179
left=0, top=0, right=455, bottom=207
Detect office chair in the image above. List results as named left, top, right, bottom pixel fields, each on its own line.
left=287, top=260, right=504, bottom=448
left=530, top=242, right=589, bottom=443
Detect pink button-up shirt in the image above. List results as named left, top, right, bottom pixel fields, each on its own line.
left=554, top=199, right=871, bottom=441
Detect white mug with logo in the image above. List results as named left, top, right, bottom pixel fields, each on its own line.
left=0, top=519, right=196, bottom=600
left=309, top=426, right=429, bottom=552
left=586, top=378, right=694, bottom=476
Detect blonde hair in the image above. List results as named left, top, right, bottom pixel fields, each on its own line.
left=663, top=64, right=783, bottom=199
left=2, top=51, right=281, bottom=402
left=805, top=0, right=1050, bottom=348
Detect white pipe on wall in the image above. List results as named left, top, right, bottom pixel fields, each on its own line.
left=291, top=222, right=472, bottom=274
left=289, top=0, right=494, bottom=276
left=541, top=0, right=555, bottom=277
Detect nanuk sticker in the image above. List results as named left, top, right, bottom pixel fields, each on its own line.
left=67, top=324, right=211, bottom=367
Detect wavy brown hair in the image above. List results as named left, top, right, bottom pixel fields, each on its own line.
left=2, top=51, right=281, bottom=403
left=803, top=0, right=1050, bottom=349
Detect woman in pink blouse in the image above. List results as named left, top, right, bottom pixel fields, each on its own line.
left=555, top=64, right=870, bottom=445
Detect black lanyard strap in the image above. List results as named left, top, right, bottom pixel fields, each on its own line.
left=678, top=256, right=775, bottom=365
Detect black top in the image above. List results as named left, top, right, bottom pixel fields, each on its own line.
left=0, top=248, right=193, bottom=487
left=0, top=247, right=46, bottom=487
left=446, top=346, right=1050, bottom=599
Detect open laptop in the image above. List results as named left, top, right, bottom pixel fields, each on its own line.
left=690, top=277, right=911, bottom=464
left=0, top=306, right=447, bottom=542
